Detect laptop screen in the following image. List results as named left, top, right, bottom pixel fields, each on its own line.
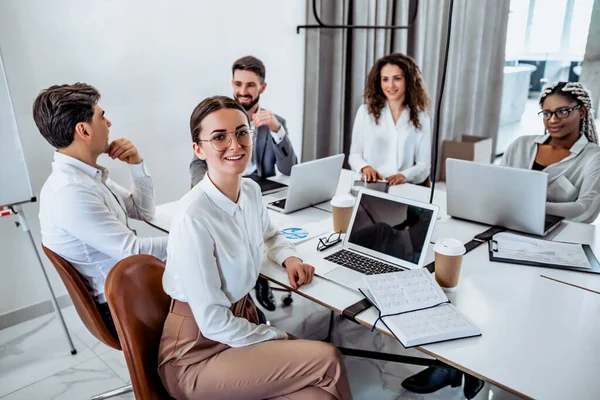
left=347, top=193, right=434, bottom=266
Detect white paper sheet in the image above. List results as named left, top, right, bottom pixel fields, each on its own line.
left=364, top=269, right=449, bottom=315
left=492, top=232, right=591, bottom=269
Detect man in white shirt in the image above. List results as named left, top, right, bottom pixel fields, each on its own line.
left=34, top=83, right=167, bottom=335
left=189, top=56, right=298, bottom=313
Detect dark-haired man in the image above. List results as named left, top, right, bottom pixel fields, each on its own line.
left=190, top=56, right=298, bottom=312
left=190, top=55, right=297, bottom=185
left=35, top=83, right=167, bottom=335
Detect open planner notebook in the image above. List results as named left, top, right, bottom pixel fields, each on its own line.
left=360, top=269, right=481, bottom=347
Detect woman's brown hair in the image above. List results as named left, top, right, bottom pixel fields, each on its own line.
left=190, top=96, right=249, bottom=144
left=364, top=53, right=430, bottom=130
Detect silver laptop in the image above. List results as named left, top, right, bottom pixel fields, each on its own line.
left=308, top=189, right=439, bottom=291
left=267, top=154, right=344, bottom=214
left=446, top=158, right=563, bottom=236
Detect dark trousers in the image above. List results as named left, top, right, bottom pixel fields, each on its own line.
left=97, top=301, right=118, bottom=339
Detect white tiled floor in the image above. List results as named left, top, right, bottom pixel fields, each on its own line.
left=0, top=292, right=522, bottom=400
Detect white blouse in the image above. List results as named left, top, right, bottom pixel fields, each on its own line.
left=162, top=176, right=297, bottom=347
left=501, top=134, right=600, bottom=223
left=348, top=104, right=431, bottom=184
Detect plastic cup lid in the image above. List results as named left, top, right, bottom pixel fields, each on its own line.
left=330, top=194, right=356, bottom=208
left=433, top=238, right=466, bottom=256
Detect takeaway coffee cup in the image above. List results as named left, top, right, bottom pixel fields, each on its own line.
left=330, top=195, right=356, bottom=233
left=433, top=238, right=466, bottom=292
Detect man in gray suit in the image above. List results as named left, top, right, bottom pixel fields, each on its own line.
left=189, top=56, right=298, bottom=313
left=190, top=55, right=297, bottom=187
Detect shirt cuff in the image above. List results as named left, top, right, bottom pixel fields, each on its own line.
left=354, top=160, right=369, bottom=174
left=400, top=169, right=416, bottom=183
left=269, top=125, right=286, bottom=145
left=272, top=248, right=299, bottom=268
left=129, top=162, right=150, bottom=179
left=272, top=327, right=288, bottom=340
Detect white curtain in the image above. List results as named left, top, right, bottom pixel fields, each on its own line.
left=302, top=0, right=407, bottom=162
left=301, top=0, right=510, bottom=177
left=411, top=0, right=510, bottom=178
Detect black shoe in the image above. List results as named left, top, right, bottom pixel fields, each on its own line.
left=402, top=366, right=462, bottom=394
left=255, top=277, right=276, bottom=311
left=256, top=307, right=267, bottom=325
left=464, top=374, right=484, bottom=399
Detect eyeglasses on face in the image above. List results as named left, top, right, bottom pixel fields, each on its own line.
left=197, top=128, right=256, bottom=152
left=538, top=105, right=581, bottom=120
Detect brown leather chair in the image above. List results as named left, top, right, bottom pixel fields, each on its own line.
left=105, top=255, right=174, bottom=400
left=42, top=245, right=133, bottom=400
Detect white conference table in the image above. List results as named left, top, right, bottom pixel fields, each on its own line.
left=148, top=170, right=600, bottom=400
left=537, top=223, right=600, bottom=294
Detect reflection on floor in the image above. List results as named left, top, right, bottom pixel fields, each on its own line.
left=496, top=98, right=544, bottom=156
left=0, top=296, right=522, bottom=400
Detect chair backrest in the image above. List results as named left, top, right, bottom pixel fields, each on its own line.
left=42, top=245, right=120, bottom=350
left=105, top=255, right=173, bottom=400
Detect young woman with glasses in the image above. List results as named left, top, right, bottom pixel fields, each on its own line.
left=157, top=95, right=352, bottom=400
left=501, top=81, right=600, bottom=223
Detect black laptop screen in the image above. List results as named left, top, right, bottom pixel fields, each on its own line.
left=347, top=193, right=434, bottom=264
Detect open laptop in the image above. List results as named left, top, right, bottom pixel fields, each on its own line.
left=446, top=158, right=563, bottom=236
left=308, top=189, right=439, bottom=291
left=267, top=154, right=344, bottom=214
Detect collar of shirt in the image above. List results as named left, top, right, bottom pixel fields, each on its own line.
left=384, top=102, right=410, bottom=127
left=198, top=175, right=247, bottom=216
left=535, top=133, right=589, bottom=155
left=53, top=151, right=109, bottom=182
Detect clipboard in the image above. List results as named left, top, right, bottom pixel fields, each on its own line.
left=488, top=240, right=600, bottom=274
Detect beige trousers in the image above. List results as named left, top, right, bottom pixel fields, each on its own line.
left=158, top=297, right=353, bottom=400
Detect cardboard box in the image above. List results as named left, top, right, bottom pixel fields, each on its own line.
left=440, top=135, right=493, bottom=181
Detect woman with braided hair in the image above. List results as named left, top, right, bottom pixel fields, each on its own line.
left=349, top=53, right=432, bottom=185
left=501, top=81, right=600, bottom=223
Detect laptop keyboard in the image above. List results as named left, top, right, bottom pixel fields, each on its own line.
left=325, top=249, right=399, bottom=275
left=270, top=198, right=287, bottom=209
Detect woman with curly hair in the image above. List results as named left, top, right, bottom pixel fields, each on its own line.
left=349, top=53, right=431, bottom=185
left=501, top=81, right=600, bottom=223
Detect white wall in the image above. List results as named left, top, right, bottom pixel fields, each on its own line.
left=0, top=0, right=306, bottom=316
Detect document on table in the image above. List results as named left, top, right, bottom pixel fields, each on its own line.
left=491, top=232, right=592, bottom=269
left=359, top=270, right=481, bottom=348
left=269, top=213, right=331, bottom=245
left=363, top=269, right=449, bottom=315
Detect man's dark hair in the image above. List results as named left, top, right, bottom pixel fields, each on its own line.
left=32, top=83, right=100, bottom=149
left=232, top=56, right=266, bottom=82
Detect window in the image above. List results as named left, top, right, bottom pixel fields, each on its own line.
left=569, top=0, right=595, bottom=57
left=505, top=0, right=594, bottom=61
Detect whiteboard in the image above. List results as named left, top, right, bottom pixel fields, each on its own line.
left=0, top=51, right=34, bottom=207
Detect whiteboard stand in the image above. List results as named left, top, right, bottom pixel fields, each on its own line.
left=8, top=205, right=77, bottom=355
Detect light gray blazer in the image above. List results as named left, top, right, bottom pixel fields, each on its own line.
left=501, top=134, right=600, bottom=223
left=190, top=113, right=297, bottom=187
